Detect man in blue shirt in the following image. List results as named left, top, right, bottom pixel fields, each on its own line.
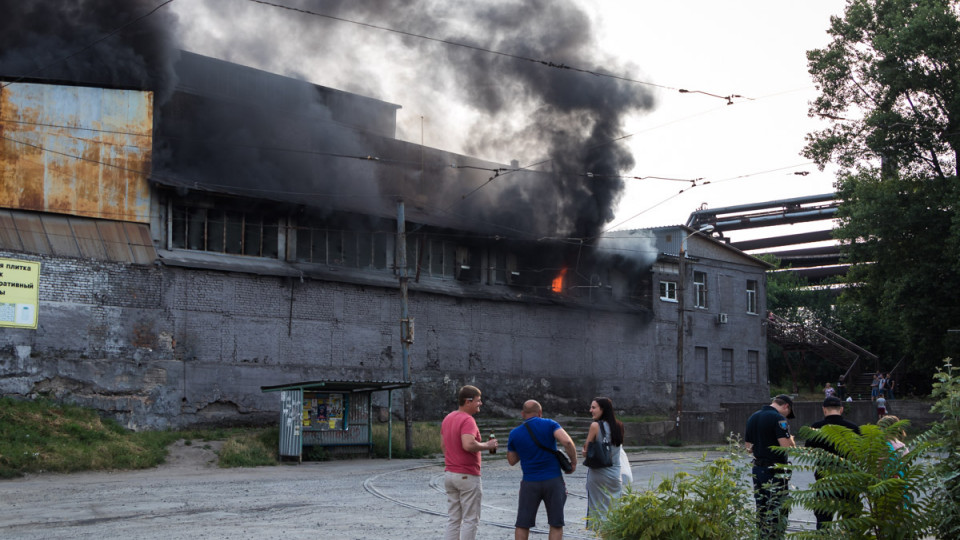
left=507, top=400, right=578, bottom=540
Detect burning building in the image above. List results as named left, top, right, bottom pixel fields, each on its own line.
left=0, top=2, right=770, bottom=433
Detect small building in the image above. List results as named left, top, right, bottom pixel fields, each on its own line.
left=260, top=380, right=411, bottom=460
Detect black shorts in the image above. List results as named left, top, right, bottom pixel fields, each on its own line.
left=515, top=476, right=567, bottom=529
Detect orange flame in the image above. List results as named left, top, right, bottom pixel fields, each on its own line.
left=551, top=267, right=567, bottom=293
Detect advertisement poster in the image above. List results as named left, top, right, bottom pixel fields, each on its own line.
left=302, top=392, right=345, bottom=430
left=0, top=258, right=40, bottom=329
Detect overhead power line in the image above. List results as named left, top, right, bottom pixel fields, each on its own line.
left=246, top=0, right=749, bottom=104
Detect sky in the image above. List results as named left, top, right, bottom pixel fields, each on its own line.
left=171, top=0, right=848, bottom=242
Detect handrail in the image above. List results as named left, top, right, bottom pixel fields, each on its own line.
left=817, top=326, right=879, bottom=362
left=767, top=311, right=880, bottom=378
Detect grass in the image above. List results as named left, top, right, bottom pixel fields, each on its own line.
left=371, top=421, right=441, bottom=458
left=0, top=397, right=180, bottom=478
left=0, top=397, right=447, bottom=478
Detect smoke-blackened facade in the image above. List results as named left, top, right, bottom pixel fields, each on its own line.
left=1, top=5, right=769, bottom=429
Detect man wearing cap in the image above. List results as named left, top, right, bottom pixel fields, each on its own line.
left=806, top=395, right=861, bottom=529
left=745, top=394, right=796, bottom=539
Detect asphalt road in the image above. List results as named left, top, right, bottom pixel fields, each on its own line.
left=0, top=444, right=816, bottom=539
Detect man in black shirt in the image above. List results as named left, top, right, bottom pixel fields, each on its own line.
left=745, top=394, right=796, bottom=539
left=805, top=395, right=861, bottom=529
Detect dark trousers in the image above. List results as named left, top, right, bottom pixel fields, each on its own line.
left=753, top=466, right=790, bottom=539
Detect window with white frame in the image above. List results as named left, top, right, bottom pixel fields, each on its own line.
left=746, top=279, right=758, bottom=314
left=659, top=280, right=677, bottom=301
left=694, top=271, right=708, bottom=308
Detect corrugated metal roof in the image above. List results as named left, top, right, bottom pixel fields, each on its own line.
left=0, top=209, right=156, bottom=265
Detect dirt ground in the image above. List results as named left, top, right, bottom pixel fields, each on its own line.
left=0, top=443, right=815, bottom=539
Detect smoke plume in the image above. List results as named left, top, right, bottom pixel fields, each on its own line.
left=1, top=0, right=655, bottom=240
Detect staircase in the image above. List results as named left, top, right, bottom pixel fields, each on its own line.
left=766, top=312, right=879, bottom=396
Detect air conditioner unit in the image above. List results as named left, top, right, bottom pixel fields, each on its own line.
left=717, top=313, right=729, bottom=324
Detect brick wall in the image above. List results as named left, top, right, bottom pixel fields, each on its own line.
left=1, top=250, right=769, bottom=429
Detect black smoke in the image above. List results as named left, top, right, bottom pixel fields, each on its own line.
left=0, top=0, right=180, bottom=101
left=1, top=0, right=655, bottom=240
left=175, top=0, right=655, bottom=238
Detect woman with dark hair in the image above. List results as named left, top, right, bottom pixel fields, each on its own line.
left=582, top=397, right=624, bottom=530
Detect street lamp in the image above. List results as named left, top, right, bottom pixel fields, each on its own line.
left=675, top=224, right=715, bottom=442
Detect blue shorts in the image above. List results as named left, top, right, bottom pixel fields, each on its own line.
left=515, top=476, right=567, bottom=529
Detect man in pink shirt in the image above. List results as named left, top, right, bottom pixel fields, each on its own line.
left=441, top=385, right=498, bottom=540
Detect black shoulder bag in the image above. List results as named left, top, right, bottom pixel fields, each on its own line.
left=583, top=421, right=613, bottom=468
left=523, top=421, right=574, bottom=474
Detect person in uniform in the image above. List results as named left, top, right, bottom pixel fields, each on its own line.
left=745, top=394, right=796, bottom=539
left=805, top=395, right=861, bottom=529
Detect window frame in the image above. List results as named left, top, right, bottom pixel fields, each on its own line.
left=659, top=280, right=678, bottom=302
left=693, top=271, right=708, bottom=308
left=746, top=279, right=758, bottom=314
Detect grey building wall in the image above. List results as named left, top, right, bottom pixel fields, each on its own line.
left=1, top=245, right=769, bottom=429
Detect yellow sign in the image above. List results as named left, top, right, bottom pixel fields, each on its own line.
left=0, top=258, right=40, bottom=329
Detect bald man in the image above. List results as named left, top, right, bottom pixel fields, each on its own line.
left=507, top=400, right=578, bottom=540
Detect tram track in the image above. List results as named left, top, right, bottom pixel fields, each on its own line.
left=362, top=453, right=816, bottom=536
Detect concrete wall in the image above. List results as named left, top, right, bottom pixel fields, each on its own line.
left=0, top=249, right=770, bottom=430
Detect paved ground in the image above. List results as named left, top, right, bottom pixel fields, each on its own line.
left=0, top=443, right=817, bottom=539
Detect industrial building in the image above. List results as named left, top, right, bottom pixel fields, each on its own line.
left=1, top=53, right=771, bottom=430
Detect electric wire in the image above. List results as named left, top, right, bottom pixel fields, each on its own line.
left=245, top=0, right=749, bottom=104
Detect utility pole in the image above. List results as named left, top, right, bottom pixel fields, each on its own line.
left=397, top=201, right=413, bottom=452
left=675, top=235, right=685, bottom=443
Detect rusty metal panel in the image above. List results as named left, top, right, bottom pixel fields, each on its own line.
left=122, top=221, right=157, bottom=265
left=0, top=210, right=24, bottom=251
left=70, top=219, right=108, bottom=260
left=11, top=213, right=51, bottom=255
left=39, top=214, right=81, bottom=258
left=0, top=82, right=153, bottom=223
left=96, top=221, right=134, bottom=262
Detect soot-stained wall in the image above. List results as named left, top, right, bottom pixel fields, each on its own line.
left=0, top=247, right=767, bottom=429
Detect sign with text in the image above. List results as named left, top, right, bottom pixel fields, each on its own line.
left=0, top=258, right=40, bottom=329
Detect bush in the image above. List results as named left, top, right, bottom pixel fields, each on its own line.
left=596, top=451, right=755, bottom=539
left=930, top=358, right=960, bottom=538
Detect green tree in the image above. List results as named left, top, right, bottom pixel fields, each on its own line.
left=804, top=0, right=960, bottom=383
left=831, top=171, right=960, bottom=379
left=805, top=0, right=960, bottom=178
left=763, top=254, right=844, bottom=393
